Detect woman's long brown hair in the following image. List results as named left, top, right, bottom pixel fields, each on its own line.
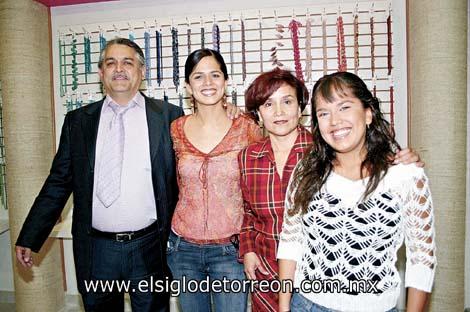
left=289, top=72, right=400, bottom=215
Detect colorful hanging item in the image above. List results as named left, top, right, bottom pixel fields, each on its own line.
left=336, top=13, right=347, bottom=72
left=75, top=92, right=83, bottom=108
left=212, top=21, right=220, bottom=52
left=229, top=16, right=235, bottom=80
left=172, top=26, right=180, bottom=91
left=387, top=8, right=393, bottom=76
left=128, top=23, right=135, bottom=41
left=84, top=32, right=91, bottom=84
left=241, top=17, right=247, bottom=84
left=200, top=19, right=205, bottom=49
left=322, top=12, right=328, bottom=75
left=370, top=5, right=376, bottom=96
left=156, top=29, right=163, bottom=87
left=305, top=16, right=312, bottom=83
left=144, top=30, right=152, bottom=87
left=387, top=6, right=394, bottom=130
left=58, top=34, right=66, bottom=97
left=179, top=91, right=184, bottom=108
left=71, top=33, right=79, bottom=91
left=163, top=88, right=169, bottom=102
left=65, top=93, right=73, bottom=112
left=353, top=8, right=360, bottom=74
left=288, top=19, right=304, bottom=82
left=270, top=17, right=284, bottom=68
left=99, top=29, right=106, bottom=52
left=187, top=22, right=192, bottom=55
left=389, top=76, right=395, bottom=130
left=258, top=14, right=264, bottom=73
left=231, top=82, right=237, bottom=105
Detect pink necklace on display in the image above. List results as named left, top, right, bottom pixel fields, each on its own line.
left=370, top=5, right=376, bottom=96
left=288, top=17, right=304, bottom=82
left=258, top=13, right=264, bottom=73
left=336, top=9, right=347, bottom=72
left=187, top=19, right=192, bottom=55
left=305, top=13, right=312, bottom=83
left=241, top=16, right=247, bottom=85
left=353, top=5, right=360, bottom=74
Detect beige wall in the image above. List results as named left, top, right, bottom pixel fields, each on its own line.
left=408, top=0, right=467, bottom=310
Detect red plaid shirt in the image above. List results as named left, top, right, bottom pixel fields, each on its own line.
left=238, top=126, right=312, bottom=261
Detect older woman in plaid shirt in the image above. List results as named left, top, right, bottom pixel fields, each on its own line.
left=238, top=69, right=311, bottom=311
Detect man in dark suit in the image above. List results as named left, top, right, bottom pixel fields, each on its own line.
left=15, top=38, right=183, bottom=311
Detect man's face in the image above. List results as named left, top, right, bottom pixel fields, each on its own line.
left=98, top=44, right=145, bottom=102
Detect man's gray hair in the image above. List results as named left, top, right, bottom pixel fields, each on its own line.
left=97, top=38, right=145, bottom=69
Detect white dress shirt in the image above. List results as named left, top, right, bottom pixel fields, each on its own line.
left=92, top=92, right=157, bottom=232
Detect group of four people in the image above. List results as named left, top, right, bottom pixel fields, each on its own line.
left=15, top=38, right=435, bottom=312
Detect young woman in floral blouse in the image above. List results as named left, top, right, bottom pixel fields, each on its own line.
left=239, top=69, right=422, bottom=312
left=167, top=49, right=262, bottom=312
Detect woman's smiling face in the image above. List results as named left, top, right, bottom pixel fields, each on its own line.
left=185, top=56, right=228, bottom=107
left=315, top=92, right=372, bottom=157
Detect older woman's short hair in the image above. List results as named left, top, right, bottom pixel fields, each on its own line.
left=245, top=68, right=309, bottom=121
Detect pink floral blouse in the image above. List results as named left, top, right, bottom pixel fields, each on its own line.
left=170, top=114, right=263, bottom=241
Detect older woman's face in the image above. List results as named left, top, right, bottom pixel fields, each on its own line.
left=258, top=84, right=301, bottom=139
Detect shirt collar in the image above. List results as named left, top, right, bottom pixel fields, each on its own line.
left=250, top=126, right=312, bottom=159
left=103, top=92, right=145, bottom=110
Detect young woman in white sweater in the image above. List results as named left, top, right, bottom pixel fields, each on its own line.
left=278, top=72, right=436, bottom=312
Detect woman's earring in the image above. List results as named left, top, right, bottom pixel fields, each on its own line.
left=222, top=94, right=228, bottom=107
left=190, top=95, right=197, bottom=113
left=258, top=112, right=263, bottom=127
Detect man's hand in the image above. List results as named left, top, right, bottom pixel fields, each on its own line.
left=16, top=246, right=33, bottom=268
left=393, top=148, right=424, bottom=167
left=244, top=252, right=268, bottom=280
left=224, top=101, right=242, bottom=120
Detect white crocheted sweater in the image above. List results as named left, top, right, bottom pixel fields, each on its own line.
left=277, top=164, right=436, bottom=312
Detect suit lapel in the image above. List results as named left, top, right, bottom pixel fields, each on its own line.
left=82, top=99, right=103, bottom=170
left=145, top=96, right=164, bottom=165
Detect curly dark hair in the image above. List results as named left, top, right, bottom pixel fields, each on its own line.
left=290, top=71, right=400, bottom=215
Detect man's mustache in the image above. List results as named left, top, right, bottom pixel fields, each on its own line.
left=112, top=73, right=129, bottom=80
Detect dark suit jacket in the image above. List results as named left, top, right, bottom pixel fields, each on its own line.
left=16, top=94, right=183, bottom=293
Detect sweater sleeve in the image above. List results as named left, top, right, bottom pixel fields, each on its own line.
left=277, top=169, right=304, bottom=262
left=403, top=167, right=436, bottom=292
